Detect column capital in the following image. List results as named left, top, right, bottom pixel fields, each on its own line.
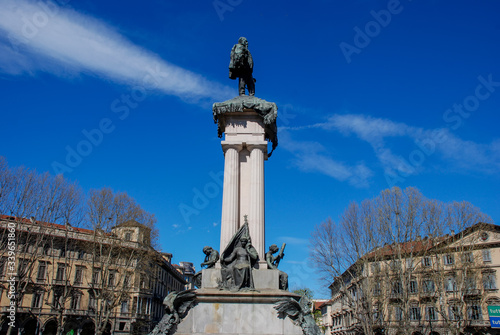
left=246, top=142, right=267, bottom=152
left=221, top=142, right=243, bottom=153
left=246, top=142, right=268, bottom=160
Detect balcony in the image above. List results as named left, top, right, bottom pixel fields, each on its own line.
left=464, top=289, right=480, bottom=296
left=52, top=279, right=70, bottom=286
left=420, top=291, right=437, bottom=298
left=72, top=281, right=86, bottom=288
left=390, top=292, right=403, bottom=298
left=6, top=307, right=51, bottom=315
left=65, top=309, right=87, bottom=316
left=469, top=319, right=490, bottom=327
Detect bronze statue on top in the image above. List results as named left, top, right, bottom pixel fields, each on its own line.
left=229, top=37, right=255, bottom=96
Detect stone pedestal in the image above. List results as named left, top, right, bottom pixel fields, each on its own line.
left=175, top=290, right=303, bottom=335
left=201, top=268, right=280, bottom=290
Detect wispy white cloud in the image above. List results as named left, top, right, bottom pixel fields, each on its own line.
left=316, top=114, right=500, bottom=176
left=0, top=0, right=233, bottom=102
left=280, top=130, right=373, bottom=188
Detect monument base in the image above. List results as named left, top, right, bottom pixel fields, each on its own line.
left=175, top=289, right=303, bottom=335
left=201, top=268, right=281, bottom=290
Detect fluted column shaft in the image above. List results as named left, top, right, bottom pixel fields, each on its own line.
left=248, top=143, right=266, bottom=267
left=220, top=143, right=242, bottom=254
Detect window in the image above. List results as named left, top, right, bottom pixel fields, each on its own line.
left=483, top=272, right=497, bottom=290
left=395, top=306, right=403, bottom=321
left=465, top=275, right=477, bottom=290
left=371, top=262, right=380, bottom=274
left=78, top=250, right=85, bottom=260
left=124, top=273, right=131, bottom=288
left=423, top=279, right=435, bottom=293
left=446, top=276, right=457, bottom=292
left=43, top=244, right=50, bottom=255
left=444, top=254, right=454, bottom=265
left=70, top=293, right=81, bottom=310
left=426, top=306, right=437, bottom=321
left=463, top=252, right=474, bottom=263
left=406, top=258, right=414, bottom=270
left=422, top=257, right=432, bottom=267
left=125, top=231, right=132, bottom=241
left=373, top=307, right=380, bottom=322
left=410, top=307, right=421, bottom=321
left=449, top=306, right=460, bottom=320
left=53, top=289, right=63, bottom=308
left=121, top=300, right=129, bottom=313
left=74, top=266, right=84, bottom=284
left=88, top=294, right=96, bottom=312
left=18, top=259, right=29, bottom=276
left=0, top=257, right=6, bottom=276
left=373, top=282, right=381, bottom=296
left=92, top=269, right=101, bottom=284
left=119, top=322, right=126, bottom=331
left=32, top=292, right=43, bottom=308
left=391, top=260, right=401, bottom=271
left=483, top=250, right=492, bottom=262
left=393, top=281, right=403, bottom=295
left=56, top=264, right=66, bottom=281
left=108, top=271, right=116, bottom=286
left=409, top=279, right=418, bottom=294
left=37, top=262, right=46, bottom=281
left=468, top=304, right=482, bottom=320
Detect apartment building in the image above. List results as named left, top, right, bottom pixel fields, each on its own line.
left=0, top=215, right=186, bottom=335
left=323, top=222, right=500, bottom=335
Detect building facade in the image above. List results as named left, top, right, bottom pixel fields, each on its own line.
left=323, top=223, right=500, bottom=335
left=0, top=215, right=186, bottom=335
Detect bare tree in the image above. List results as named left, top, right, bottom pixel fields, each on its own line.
left=85, top=188, right=158, bottom=335
left=310, top=186, right=492, bottom=335
left=0, top=158, right=84, bottom=335
left=0, top=158, right=161, bottom=335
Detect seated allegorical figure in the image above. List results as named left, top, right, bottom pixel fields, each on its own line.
left=222, top=236, right=258, bottom=291
left=220, top=222, right=259, bottom=291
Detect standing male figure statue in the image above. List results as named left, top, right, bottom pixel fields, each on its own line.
left=229, top=37, right=255, bottom=96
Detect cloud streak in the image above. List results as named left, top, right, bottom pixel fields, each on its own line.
left=317, top=114, right=500, bottom=177
left=280, top=129, right=374, bottom=188
left=0, top=0, right=233, bottom=102
left=282, top=113, right=500, bottom=186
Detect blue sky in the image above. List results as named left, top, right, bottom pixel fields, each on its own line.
left=1, top=0, right=499, bottom=298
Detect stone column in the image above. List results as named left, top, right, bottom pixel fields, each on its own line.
left=248, top=143, right=267, bottom=268
left=220, top=143, right=242, bottom=253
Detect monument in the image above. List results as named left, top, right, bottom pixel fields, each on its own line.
left=150, top=38, right=320, bottom=335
